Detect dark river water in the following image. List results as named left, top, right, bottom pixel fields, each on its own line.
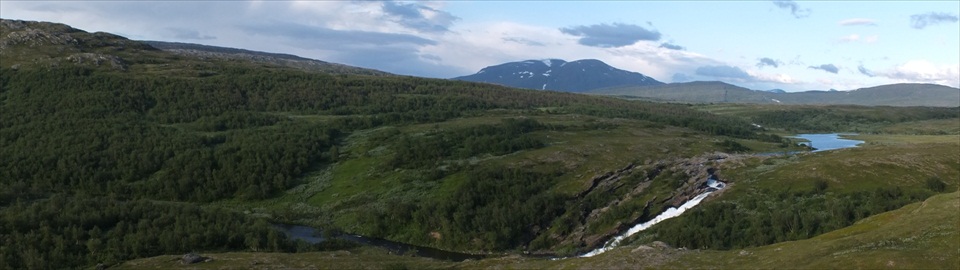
left=273, top=224, right=488, bottom=262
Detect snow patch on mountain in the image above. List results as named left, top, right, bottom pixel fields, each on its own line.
left=453, top=58, right=664, bottom=92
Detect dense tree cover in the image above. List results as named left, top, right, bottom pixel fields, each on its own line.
left=635, top=183, right=938, bottom=250
left=715, top=139, right=751, bottom=153
left=0, top=195, right=301, bottom=269
left=357, top=166, right=568, bottom=251
left=387, top=118, right=546, bottom=169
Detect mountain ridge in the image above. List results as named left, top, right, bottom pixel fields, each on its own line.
left=595, top=81, right=960, bottom=107
left=142, top=40, right=391, bottom=76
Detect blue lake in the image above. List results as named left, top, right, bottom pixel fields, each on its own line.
left=791, top=133, right=864, bottom=152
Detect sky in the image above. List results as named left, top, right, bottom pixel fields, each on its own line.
left=2, top=1, right=958, bottom=91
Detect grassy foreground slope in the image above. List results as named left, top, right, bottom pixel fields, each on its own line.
left=116, top=190, right=960, bottom=269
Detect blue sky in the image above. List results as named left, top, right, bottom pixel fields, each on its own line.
left=1, top=1, right=957, bottom=91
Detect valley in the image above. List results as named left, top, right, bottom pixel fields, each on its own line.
left=117, top=132, right=960, bottom=269
left=1, top=18, right=958, bottom=269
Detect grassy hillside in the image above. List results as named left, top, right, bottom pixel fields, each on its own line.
left=628, top=134, right=958, bottom=250
left=700, top=103, right=959, bottom=134
left=595, top=81, right=960, bottom=107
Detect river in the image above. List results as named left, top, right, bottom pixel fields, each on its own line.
left=273, top=224, right=486, bottom=262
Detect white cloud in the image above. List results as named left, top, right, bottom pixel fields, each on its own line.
left=605, top=42, right=721, bottom=81
left=838, top=18, right=877, bottom=26
left=748, top=71, right=798, bottom=84
left=877, top=60, right=960, bottom=87
left=839, top=34, right=860, bottom=42
left=838, top=34, right=878, bottom=44
left=421, top=22, right=582, bottom=76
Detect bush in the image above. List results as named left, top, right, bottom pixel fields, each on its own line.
left=926, top=177, right=947, bottom=192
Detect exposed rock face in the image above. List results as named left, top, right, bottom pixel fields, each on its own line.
left=1, top=19, right=81, bottom=49
left=66, top=53, right=127, bottom=70
left=1, top=19, right=153, bottom=51
left=1, top=19, right=152, bottom=70
left=554, top=152, right=734, bottom=254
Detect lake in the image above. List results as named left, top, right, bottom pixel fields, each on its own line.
left=791, top=133, right=864, bottom=152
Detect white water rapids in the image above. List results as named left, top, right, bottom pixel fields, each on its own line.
left=579, top=191, right=714, bottom=258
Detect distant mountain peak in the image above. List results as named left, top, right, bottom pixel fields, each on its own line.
left=761, top=89, right=787, bottom=94
left=453, top=58, right=663, bottom=92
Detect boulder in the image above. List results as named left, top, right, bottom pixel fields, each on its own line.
left=180, top=253, right=206, bottom=265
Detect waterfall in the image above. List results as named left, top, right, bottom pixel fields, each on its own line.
left=579, top=191, right=714, bottom=257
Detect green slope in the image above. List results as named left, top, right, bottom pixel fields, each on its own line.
left=113, top=189, right=960, bottom=269
left=595, top=81, right=960, bottom=107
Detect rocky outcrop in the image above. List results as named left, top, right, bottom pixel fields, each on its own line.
left=1, top=19, right=154, bottom=70
left=66, top=53, right=127, bottom=70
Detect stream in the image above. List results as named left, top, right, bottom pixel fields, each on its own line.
left=579, top=190, right=715, bottom=257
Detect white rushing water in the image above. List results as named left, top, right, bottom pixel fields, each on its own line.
left=579, top=191, right=714, bottom=258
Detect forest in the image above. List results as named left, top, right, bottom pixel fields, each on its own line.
left=0, top=52, right=769, bottom=268
left=3, top=20, right=958, bottom=269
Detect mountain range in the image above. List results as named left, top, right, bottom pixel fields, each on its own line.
left=453, top=59, right=664, bottom=92
left=591, top=81, right=960, bottom=107
left=22, top=21, right=945, bottom=108
left=454, top=59, right=959, bottom=107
